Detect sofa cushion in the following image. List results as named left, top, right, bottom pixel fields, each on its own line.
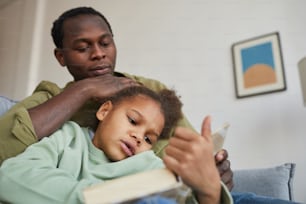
left=0, top=96, right=17, bottom=116
left=232, top=163, right=296, bottom=201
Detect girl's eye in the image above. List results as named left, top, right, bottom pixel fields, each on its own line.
left=144, top=135, right=152, bottom=145
left=128, top=117, right=137, bottom=125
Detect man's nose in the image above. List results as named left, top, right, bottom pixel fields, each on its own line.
left=91, top=44, right=105, bottom=59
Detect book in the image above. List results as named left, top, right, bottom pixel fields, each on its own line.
left=83, top=168, right=189, bottom=204
left=82, top=123, right=229, bottom=204
left=212, top=122, right=230, bottom=154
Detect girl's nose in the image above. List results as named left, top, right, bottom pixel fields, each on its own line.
left=131, top=135, right=141, bottom=145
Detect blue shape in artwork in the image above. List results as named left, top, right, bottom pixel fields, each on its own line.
left=241, top=42, right=275, bottom=73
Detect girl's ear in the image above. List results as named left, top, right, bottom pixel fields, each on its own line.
left=54, top=48, right=66, bottom=66
left=96, top=101, right=113, bottom=121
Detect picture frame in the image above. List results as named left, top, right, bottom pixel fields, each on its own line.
left=231, top=32, right=286, bottom=98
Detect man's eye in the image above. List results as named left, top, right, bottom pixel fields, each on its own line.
left=100, top=42, right=109, bottom=47
left=144, top=136, right=152, bottom=145
left=100, top=37, right=113, bottom=47
left=76, top=47, right=89, bottom=52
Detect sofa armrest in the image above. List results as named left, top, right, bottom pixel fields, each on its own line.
left=232, top=163, right=296, bottom=201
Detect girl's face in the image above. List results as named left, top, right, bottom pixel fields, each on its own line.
left=92, top=95, right=165, bottom=161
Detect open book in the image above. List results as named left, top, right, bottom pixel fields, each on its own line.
left=82, top=123, right=229, bottom=204
left=83, top=168, right=189, bottom=204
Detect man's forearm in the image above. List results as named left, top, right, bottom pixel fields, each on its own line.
left=28, top=81, right=92, bottom=139
left=28, top=74, right=139, bottom=140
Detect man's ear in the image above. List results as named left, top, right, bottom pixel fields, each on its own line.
left=96, top=101, right=113, bottom=121
left=54, top=48, right=66, bottom=66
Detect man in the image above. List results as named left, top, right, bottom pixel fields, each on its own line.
left=0, top=6, right=232, bottom=199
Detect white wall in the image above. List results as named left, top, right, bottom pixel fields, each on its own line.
left=0, top=0, right=39, bottom=99
left=1, top=0, right=306, bottom=202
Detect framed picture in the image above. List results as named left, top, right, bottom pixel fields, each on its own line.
left=231, top=32, right=286, bottom=98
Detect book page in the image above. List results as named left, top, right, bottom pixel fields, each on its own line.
left=83, top=168, right=184, bottom=204
left=212, top=123, right=230, bottom=154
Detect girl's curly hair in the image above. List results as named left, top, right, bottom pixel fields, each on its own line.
left=99, top=86, right=183, bottom=139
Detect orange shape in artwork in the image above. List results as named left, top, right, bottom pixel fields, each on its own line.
left=243, top=64, right=276, bottom=88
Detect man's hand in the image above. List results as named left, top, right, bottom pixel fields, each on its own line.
left=215, top=149, right=234, bottom=191
left=81, top=74, right=140, bottom=101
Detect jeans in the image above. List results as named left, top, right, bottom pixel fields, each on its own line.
left=134, top=193, right=303, bottom=204
left=232, top=192, right=302, bottom=204
left=136, top=196, right=176, bottom=204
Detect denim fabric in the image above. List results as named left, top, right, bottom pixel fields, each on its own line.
left=0, top=96, right=17, bottom=116
left=232, top=192, right=302, bottom=204
left=136, top=196, right=176, bottom=204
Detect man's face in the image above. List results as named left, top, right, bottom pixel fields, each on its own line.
left=92, top=95, right=165, bottom=161
left=55, top=14, right=117, bottom=81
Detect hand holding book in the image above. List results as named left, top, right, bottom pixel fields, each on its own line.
left=163, top=116, right=229, bottom=204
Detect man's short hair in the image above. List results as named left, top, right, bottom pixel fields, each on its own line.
left=51, top=7, right=113, bottom=48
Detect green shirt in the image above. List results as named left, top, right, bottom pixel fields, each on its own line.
left=0, top=121, right=165, bottom=204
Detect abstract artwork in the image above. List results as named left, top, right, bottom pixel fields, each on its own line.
left=232, top=32, right=286, bottom=98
